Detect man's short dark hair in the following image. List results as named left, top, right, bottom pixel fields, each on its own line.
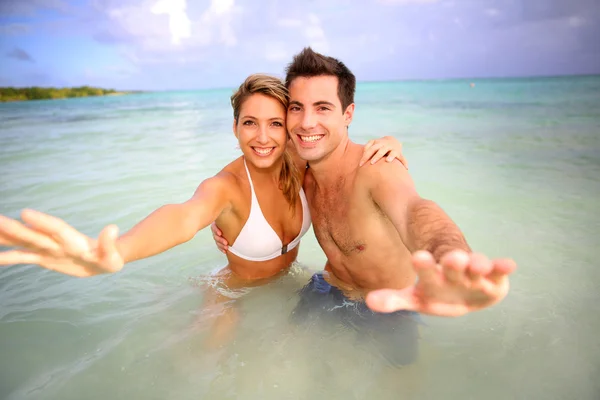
left=285, top=47, right=356, bottom=112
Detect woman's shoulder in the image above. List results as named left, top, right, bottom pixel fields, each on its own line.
left=204, top=156, right=245, bottom=194
left=219, top=156, right=245, bottom=180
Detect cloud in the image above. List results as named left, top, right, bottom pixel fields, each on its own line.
left=305, top=14, right=329, bottom=53
left=93, top=0, right=174, bottom=48
left=277, top=19, right=303, bottom=28
left=473, top=11, right=598, bottom=75
left=265, top=41, right=289, bottom=62
left=150, top=0, right=191, bottom=45
left=520, top=0, right=598, bottom=23
left=0, top=0, right=70, bottom=16
left=196, top=0, right=238, bottom=47
left=485, top=8, right=500, bottom=17
left=0, top=23, right=31, bottom=35
left=376, top=0, right=438, bottom=4
left=6, top=48, right=35, bottom=63
left=2, top=0, right=598, bottom=90
left=568, top=16, right=585, bottom=27
left=90, top=0, right=240, bottom=64
left=264, top=11, right=330, bottom=61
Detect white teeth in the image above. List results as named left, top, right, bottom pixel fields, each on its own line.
left=253, top=147, right=274, bottom=155
left=300, top=135, right=324, bottom=143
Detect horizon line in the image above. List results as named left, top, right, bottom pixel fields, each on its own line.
left=131, top=71, right=600, bottom=93
left=3, top=71, right=598, bottom=92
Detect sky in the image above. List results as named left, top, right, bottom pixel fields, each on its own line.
left=0, top=0, right=599, bottom=90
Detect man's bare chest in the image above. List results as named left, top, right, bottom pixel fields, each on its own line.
left=306, top=181, right=369, bottom=257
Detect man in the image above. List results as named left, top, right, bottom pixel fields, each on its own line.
left=212, top=47, right=516, bottom=365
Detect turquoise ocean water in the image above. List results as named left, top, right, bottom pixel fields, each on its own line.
left=1, top=75, right=599, bottom=399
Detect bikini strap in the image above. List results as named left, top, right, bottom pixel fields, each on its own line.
left=242, top=158, right=256, bottom=193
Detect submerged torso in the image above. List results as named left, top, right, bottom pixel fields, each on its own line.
left=217, top=156, right=310, bottom=280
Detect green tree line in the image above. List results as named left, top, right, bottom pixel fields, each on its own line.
left=0, top=86, right=129, bottom=102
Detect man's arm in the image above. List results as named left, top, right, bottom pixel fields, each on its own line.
left=368, top=160, right=470, bottom=260
left=364, top=160, right=515, bottom=316
left=405, top=199, right=471, bottom=261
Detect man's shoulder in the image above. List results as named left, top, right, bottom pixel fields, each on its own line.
left=356, top=158, right=412, bottom=188
left=355, top=160, right=419, bottom=213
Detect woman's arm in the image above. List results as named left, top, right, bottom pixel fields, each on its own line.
left=118, top=176, right=233, bottom=263
left=0, top=175, right=234, bottom=277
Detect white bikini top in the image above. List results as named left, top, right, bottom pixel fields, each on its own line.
left=228, top=159, right=312, bottom=262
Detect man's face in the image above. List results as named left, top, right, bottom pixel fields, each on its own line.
left=286, top=76, right=354, bottom=163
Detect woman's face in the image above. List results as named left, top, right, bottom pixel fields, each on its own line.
left=234, top=93, right=287, bottom=170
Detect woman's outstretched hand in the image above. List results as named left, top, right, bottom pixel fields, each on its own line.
left=0, top=209, right=123, bottom=277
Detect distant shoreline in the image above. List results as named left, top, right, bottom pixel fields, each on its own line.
left=3, top=73, right=597, bottom=100
left=0, top=86, right=143, bottom=103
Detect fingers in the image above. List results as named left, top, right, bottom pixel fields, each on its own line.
left=412, top=250, right=438, bottom=282
left=216, top=240, right=228, bottom=254
left=0, top=249, right=89, bottom=277
left=395, top=154, right=409, bottom=169
left=0, top=214, right=60, bottom=253
left=0, top=249, right=42, bottom=266
left=98, top=225, right=123, bottom=271
left=98, top=225, right=119, bottom=255
left=385, top=150, right=398, bottom=163
left=360, top=138, right=409, bottom=169
left=382, top=138, right=403, bottom=164
left=0, top=234, right=12, bottom=247
left=381, top=149, right=409, bottom=169
left=488, top=258, right=517, bottom=282
left=21, top=209, right=86, bottom=254
left=211, top=222, right=228, bottom=254
left=419, top=249, right=502, bottom=286
left=21, top=209, right=71, bottom=238
left=359, top=142, right=392, bottom=166
left=439, top=250, right=470, bottom=284
left=210, top=221, right=222, bottom=237
left=359, top=140, right=377, bottom=166
left=441, top=251, right=514, bottom=290
left=370, top=147, right=389, bottom=165
left=465, top=253, right=493, bottom=282
left=365, top=287, right=417, bottom=313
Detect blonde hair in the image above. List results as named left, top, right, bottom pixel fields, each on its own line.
left=231, top=74, right=301, bottom=211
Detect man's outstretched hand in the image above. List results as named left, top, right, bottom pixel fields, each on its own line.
left=365, top=250, right=516, bottom=317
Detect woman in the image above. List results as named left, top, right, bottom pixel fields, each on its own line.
left=0, top=74, right=405, bottom=281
